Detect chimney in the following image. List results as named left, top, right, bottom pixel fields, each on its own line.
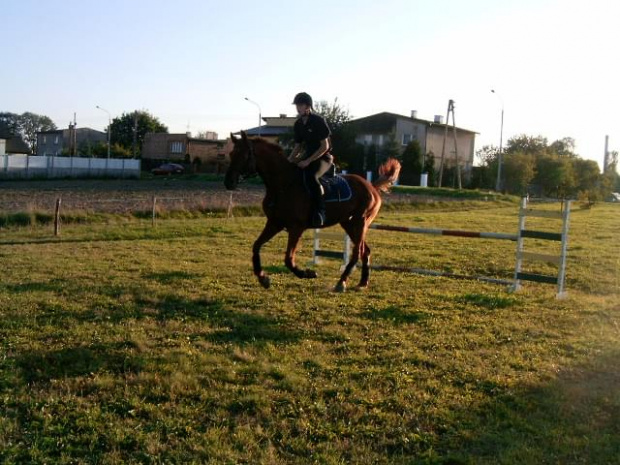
left=604, top=135, right=610, bottom=172
left=434, top=115, right=444, bottom=124
left=411, top=110, right=418, bottom=119
left=279, top=113, right=287, bottom=118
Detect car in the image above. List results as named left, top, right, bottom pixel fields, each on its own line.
left=151, top=163, right=185, bottom=176
left=610, top=192, right=620, bottom=202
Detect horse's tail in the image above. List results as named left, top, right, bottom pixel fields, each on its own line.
left=372, top=158, right=401, bottom=193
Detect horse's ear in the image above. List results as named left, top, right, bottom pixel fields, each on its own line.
left=240, top=131, right=248, bottom=142
left=230, top=132, right=237, bottom=142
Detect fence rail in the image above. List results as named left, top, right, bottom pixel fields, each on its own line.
left=1, top=155, right=141, bottom=179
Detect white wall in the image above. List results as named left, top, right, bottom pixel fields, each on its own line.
left=0, top=155, right=141, bottom=179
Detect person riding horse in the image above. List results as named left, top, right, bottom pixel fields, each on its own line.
left=287, top=92, right=333, bottom=227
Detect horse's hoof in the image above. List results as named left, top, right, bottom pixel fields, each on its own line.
left=334, top=282, right=346, bottom=293
left=304, top=269, right=318, bottom=279
left=258, top=275, right=271, bottom=289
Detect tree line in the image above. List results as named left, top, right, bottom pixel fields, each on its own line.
left=0, top=110, right=167, bottom=158
left=473, top=135, right=619, bottom=203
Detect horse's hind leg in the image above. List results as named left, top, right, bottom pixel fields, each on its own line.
left=253, top=220, right=283, bottom=289
left=358, top=241, right=371, bottom=289
left=285, top=228, right=317, bottom=279
left=335, top=220, right=364, bottom=292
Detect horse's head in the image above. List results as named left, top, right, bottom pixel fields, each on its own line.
left=224, top=131, right=257, bottom=190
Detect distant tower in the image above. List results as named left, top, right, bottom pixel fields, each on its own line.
left=604, top=135, right=610, bottom=173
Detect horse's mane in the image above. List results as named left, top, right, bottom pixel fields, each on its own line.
left=250, top=136, right=285, bottom=156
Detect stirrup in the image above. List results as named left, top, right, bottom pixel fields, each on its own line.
left=311, top=211, right=326, bottom=227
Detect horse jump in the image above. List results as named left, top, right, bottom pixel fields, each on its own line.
left=314, top=198, right=572, bottom=298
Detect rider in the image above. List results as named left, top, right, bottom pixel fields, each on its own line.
left=287, top=92, right=333, bottom=227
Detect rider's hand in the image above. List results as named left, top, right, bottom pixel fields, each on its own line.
left=297, top=160, right=310, bottom=169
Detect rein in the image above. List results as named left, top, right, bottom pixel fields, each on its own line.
left=240, top=139, right=259, bottom=180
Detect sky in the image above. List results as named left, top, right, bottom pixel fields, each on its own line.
left=2, top=0, right=618, bottom=168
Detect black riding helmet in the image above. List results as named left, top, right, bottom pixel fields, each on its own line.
left=292, top=92, right=313, bottom=109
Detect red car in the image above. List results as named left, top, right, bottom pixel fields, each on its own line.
left=151, top=163, right=185, bottom=176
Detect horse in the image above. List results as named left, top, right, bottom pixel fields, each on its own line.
left=224, top=131, right=401, bottom=292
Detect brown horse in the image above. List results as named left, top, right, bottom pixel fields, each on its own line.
left=224, top=131, right=401, bottom=292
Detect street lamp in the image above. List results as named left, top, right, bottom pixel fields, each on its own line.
left=244, top=97, right=262, bottom=137
left=491, top=89, right=504, bottom=192
left=95, top=105, right=111, bottom=159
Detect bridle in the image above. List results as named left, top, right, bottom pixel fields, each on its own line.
left=239, top=138, right=258, bottom=180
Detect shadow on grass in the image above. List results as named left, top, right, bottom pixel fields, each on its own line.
left=455, top=292, right=518, bottom=310
left=135, top=293, right=302, bottom=345
left=437, top=349, right=620, bottom=464
left=361, top=305, right=429, bottom=325
left=207, top=306, right=302, bottom=345
left=15, top=341, right=143, bottom=384
left=142, top=270, right=197, bottom=284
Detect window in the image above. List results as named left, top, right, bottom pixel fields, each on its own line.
left=42, top=136, right=47, bottom=144
left=402, top=134, right=412, bottom=146
left=364, top=134, right=372, bottom=145
left=54, top=135, right=59, bottom=144
left=378, top=134, right=384, bottom=146
left=170, top=141, right=184, bottom=154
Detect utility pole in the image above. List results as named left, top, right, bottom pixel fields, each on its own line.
left=491, top=89, right=504, bottom=191
left=132, top=111, right=138, bottom=158
left=438, top=99, right=461, bottom=189
left=96, top=105, right=112, bottom=159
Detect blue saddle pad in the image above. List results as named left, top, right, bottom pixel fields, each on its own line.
left=321, top=174, right=353, bottom=203
left=303, top=173, right=352, bottom=203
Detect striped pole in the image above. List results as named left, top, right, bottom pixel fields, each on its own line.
left=370, top=224, right=518, bottom=241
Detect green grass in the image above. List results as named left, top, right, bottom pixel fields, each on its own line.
left=0, top=202, right=618, bottom=464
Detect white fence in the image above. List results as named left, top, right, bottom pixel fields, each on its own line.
left=0, top=155, right=141, bottom=179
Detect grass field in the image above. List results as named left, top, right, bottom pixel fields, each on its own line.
left=0, top=200, right=618, bottom=464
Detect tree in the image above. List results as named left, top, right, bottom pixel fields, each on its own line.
left=474, top=144, right=500, bottom=190
left=534, top=154, right=576, bottom=198
left=549, top=137, right=577, bottom=157
left=571, top=158, right=603, bottom=206
left=503, top=152, right=536, bottom=195
left=90, top=141, right=133, bottom=158
left=314, top=98, right=357, bottom=170
left=381, top=131, right=400, bottom=162
left=400, top=140, right=423, bottom=185
left=0, top=112, right=20, bottom=136
left=505, top=134, right=548, bottom=155
left=109, top=110, right=168, bottom=156
left=314, top=98, right=351, bottom=132
left=19, top=112, right=57, bottom=153
left=476, top=144, right=499, bottom=166
left=424, top=152, right=436, bottom=187
left=0, top=111, right=57, bottom=153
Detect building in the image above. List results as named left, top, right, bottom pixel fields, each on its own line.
left=348, top=111, right=477, bottom=174
left=141, top=132, right=233, bottom=173
left=244, top=114, right=296, bottom=143
left=36, top=126, right=107, bottom=156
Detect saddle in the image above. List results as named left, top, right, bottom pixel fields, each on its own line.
left=302, top=165, right=353, bottom=203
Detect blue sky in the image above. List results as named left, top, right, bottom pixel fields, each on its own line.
left=2, top=0, right=618, bottom=167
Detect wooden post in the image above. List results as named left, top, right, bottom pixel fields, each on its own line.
left=54, top=197, right=62, bottom=236
left=151, top=196, right=157, bottom=227
left=451, top=102, right=462, bottom=189
left=227, top=192, right=234, bottom=218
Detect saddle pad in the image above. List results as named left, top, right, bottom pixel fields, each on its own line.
left=320, top=174, right=353, bottom=203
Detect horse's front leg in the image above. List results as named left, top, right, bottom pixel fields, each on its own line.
left=285, top=228, right=318, bottom=279
left=252, top=220, right=283, bottom=289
